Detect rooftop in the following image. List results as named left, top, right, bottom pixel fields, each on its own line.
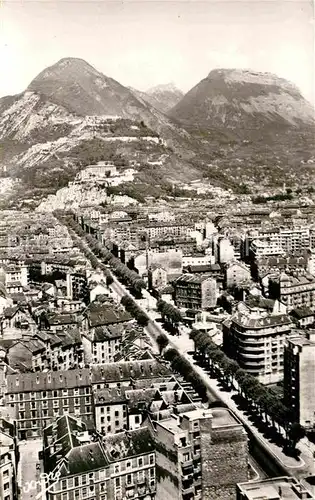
left=237, top=476, right=315, bottom=499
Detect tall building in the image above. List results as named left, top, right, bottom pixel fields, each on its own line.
left=147, top=407, right=248, bottom=500
left=0, top=421, right=16, bottom=500
left=173, top=274, right=217, bottom=310
left=224, top=311, right=292, bottom=384
left=284, top=333, right=315, bottom=429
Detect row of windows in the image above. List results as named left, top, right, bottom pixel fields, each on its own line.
left=10, top=388, right=90, bottom=401
left=18, top=397, right=90, bottom=409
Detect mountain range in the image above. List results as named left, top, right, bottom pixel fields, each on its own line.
left=0, top=58, right=314, bottom=208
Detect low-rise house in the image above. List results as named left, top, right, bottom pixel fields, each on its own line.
left=1, top=306, right=34, bottom=334
left=41, top=312, right=79, bottom=333
left=291, top=307, right=315, bottom=328
left=6, top=339, right=46, bottom=372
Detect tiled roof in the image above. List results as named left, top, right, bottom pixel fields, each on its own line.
left=291, top=307, right=315, bottom=319
left=103, top=427, right=155, bottom=461
left=232, top=312, right=292, bottom=330
left=7, top=369, right=91, bottom=394
left=3, top=306, right=19, bottom=318
left=7, top=360, right=171, bottom=394
left=91, top=360, right=171, bottom=385
left=86, top=304, right=132, bottom=327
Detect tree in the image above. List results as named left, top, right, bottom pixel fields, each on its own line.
left=287, top=423, right=306, bottom=451
left=156, top=334, right=169, bottom=355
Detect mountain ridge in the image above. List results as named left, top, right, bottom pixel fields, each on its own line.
left=169, top=67, right=315, bottom=134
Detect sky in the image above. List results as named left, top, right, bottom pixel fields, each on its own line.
left=0, top=0, right=314, bottom=103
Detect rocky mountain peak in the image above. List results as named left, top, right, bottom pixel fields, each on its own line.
left=147, top=83, right=182, bottom=95
left=169, top=68, right=314, bottom=132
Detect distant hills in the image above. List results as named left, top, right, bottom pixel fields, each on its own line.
left=0, top=59, right=314, bottom=208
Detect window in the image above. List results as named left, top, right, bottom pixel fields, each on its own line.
left=126, top=461, right=131, bottom=469
left=137, top=471, right=144, bottom=482
left=115, top=477, right=120, bottom=487
left=74, top=477, right=79, bottom=487
left=53, top=390, right=58, bottom=398
left=138, top=457, right=143, bottom=467
left=82, top=487, right=87, bottom=498
left=114, top=410, right=119, bottom=417
left=149, top=454, right=154, bottom=465
left=82, top=475, right=87, bottom=485
left=126, top=474, right=133, bottom=485
left=114, top=464, right=120, bottom=474
left=134, top=415, right=140, bottom=424
left=61, top=480, right=67, bottom=490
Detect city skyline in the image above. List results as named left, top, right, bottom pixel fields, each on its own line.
left=0, top=0, right=314, bottom=103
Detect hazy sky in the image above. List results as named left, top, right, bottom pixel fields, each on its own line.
left=1, top=0, right=314, bottom=102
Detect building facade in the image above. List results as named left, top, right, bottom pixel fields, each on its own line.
left=224, top=311, right=292, bottom=384
left=173, top=274, right=217, bottom=310
left=284, top=333, right=315, bottom=428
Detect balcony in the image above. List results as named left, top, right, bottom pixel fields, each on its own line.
left=181, top=459, right=193, bottom=469
left=182, top=484, right=195, bottom=497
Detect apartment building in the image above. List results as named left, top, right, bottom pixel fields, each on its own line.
left=0, top=263, right=28, bottom=288
left=224, top=311, right=292, bottom=384
left=5, top=370, right=94, bottom=439
left=225, top=261, right=251, bottom=289
left=66, top=271, right=88, bottom=302
left=93, top=382, right=196, bottom=436
left=248, top=226, right=312, bottom=260
left=43, top=415, right=156, bottom=500
left=269, top=271, right=315, bottom=312
left=173, top=274, right=217, bottom=310
left=0, top=422, right=16, bottom=500
left=284, top=333, right=315, bottom=429
left=237, top=476, right=315, bottom=500
left=82, top=324, right=123, bottom=364
left=145, top=222, right=194, bottom=240
left=148, top=407, right=248, bottom=500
